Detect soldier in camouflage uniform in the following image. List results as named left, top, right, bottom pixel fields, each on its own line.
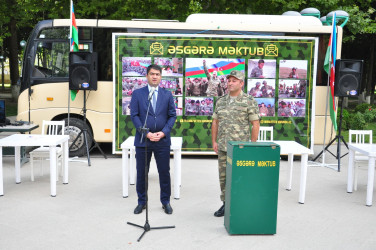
left=190, top=78, right=202, bottom=96
left=278, top=101, right=291, bottom=117
left=211, top=70, right=260, bottom=217
left=250, top=59, right=265, bottom=78
left=203, top=60, right=220, bottom=96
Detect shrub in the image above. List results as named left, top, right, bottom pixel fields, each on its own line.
left=363, top=108, right=376, bottom=123
left=354, top=103, right=371, bottom=113
left=339, top=109, right=350, bottom=130
left=348, top=112, right=366, bottom=130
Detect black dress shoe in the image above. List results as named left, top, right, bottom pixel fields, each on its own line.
left=214, top=204, right=225, bottom=217
left=162, top=203, right=173, bottom=214
left=134, top=204, right=146, bottom=214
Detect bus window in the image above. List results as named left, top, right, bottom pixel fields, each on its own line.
left=33, top=41, right=70, bottom=78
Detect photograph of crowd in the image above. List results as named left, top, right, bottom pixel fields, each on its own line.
left=160, top=78, right=183, bottom=96
left=278, top=79, right=307, bottom=98
left=122, top=97, right=132, bottom=115
left=185, top=97, right=214, bottom=116
left=174, top=97, right=183, bottom=116
left=122, top=57, right=151, bottom=76
left=277, top=99, right=306, bottom=117
left=122, top=77, right=148, bottom=96
left=185, top=76, right=228, bottom=97
left=248, top=59, right=276, bottom=78
left=279, top=60, right=307, bottom=79
left=255, top=98, right=275, bottom=117
left=247, top=79, right=275, bottom=98
left=185, top=58, right=245, bottom=97
left=154, top=57, right=184, bottom=77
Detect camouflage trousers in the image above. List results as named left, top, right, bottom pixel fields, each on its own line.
left=218, top=150, right=227, bottom=202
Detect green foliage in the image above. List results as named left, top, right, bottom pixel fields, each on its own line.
left=340, top=108, right=350, bottom=130
left=348, top=112, right=366, bottom=130
left=354, top=103, right=372, bottom=113
left=364, top=108, right=376, bottom=123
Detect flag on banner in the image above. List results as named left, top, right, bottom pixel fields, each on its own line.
left=70, top=0, right=79, bottom=101
left=323, top=13, right=337, bottom=131
left=186, top=59, right=245, bottom=78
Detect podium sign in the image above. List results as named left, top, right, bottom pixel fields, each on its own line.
left=225, top=142, right=280, bottom=234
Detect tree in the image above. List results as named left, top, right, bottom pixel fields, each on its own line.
left=2, top=0, right=376, bottom=103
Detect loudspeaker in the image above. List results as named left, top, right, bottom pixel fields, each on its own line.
left=69, top=52, right=97, bottom=90
left=334, top=59, right=363, bottom=97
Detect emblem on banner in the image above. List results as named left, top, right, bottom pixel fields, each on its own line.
left=265, top=44, right=278, bottom=56
left=150, top=42, right=163, bottom=55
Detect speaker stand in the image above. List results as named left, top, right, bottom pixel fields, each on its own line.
left=311, top=97, right=348, bottom=171
left=69, top=90, right=107, bottom=166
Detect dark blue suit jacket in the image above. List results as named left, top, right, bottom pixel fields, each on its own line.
left=130, top=86, right=176, bottom=147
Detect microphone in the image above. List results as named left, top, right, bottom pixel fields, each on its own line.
left=148, top=87, right=156, bottom=100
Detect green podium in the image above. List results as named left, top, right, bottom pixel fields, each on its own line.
left=224, top=141, right=280, bottom=235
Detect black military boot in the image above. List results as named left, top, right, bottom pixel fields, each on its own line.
left=214, top=202, right=225, bottom=217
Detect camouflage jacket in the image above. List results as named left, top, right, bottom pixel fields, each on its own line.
left=250, top=66, right=263, bottom=78
left=212, top=91, right=260, bottom=151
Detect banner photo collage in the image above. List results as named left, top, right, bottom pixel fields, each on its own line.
left=113, top=34, right=318, bottom=153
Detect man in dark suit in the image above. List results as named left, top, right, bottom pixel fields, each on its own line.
left=130, top=64, right=177, bottom=215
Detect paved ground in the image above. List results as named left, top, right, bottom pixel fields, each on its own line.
left=0, top=140, right=375, bottom=250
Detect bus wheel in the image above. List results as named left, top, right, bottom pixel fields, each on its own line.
left=63, top=117, right=93, bottom=157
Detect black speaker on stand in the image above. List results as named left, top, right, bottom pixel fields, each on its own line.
left=68, top=52, right=107, bottom=166
left=313, top=59, right=364, bottom=171
left=334, top=59, right=363, bottom=97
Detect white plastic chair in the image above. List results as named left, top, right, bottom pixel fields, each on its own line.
left=29, top=120, right=65, bottom=181
left=258, top=126, right=273, bottom=142
left=349, top=129, right=373, bottom=191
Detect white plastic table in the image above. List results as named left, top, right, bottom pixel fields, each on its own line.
left=273, top=140, right=312, bottom=204
left=0, top=134, right=69, bottom=197
left=347, top=143, right=376, bottom=206
left=121, top=136, right=183, bottom=199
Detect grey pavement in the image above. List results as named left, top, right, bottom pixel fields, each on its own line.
left=0, top=142, right=375, bottom=250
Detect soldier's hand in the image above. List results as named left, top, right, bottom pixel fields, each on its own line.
left=213, top=141, right=218, bottom=154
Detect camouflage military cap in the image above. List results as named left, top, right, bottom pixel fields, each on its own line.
left=226, top=70, right=244, bottom=81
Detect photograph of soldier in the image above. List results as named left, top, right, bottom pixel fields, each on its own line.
left=255, top=98, right=275, bottom=117
left=174, top=97, right=183, bottom=116
left=186, top=77, right=204, bottom=96
left=278, top=99, right=306, bottom=117
left=184, top=97, right=214, bottom=116
left=248, top=59, right=276, bottom=78
left=122, top=97, right=132, bottom=115
left=278, top=79, right=307, bottom=98
left=279, top=60, right=307, bottom=79
left=122, top=57, right=151, bottom=76
left=259, top=79, right=276, bottom=97
left=288, top=67, right=299, bottom=79
left=247, top=80, right=262, bottom=97
left=154, top=57, right=184, bottom=77
left=185, top=58, right=245, bottom=97
left=122, top=77, right=148, bottom=96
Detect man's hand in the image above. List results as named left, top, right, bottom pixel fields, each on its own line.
left=147, top=132, right=165, bottom=141
left=212, top=141, right=218, bottom=154
left=155, top=132, right=165, bottom=140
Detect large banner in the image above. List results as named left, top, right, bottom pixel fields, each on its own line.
left=113, top=34, right=318, bottom=154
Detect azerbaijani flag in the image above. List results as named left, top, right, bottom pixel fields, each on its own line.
left=186, top=59, right=245, bottom=78
left=70, top=1, right=79, bottom=101
left=70, top=1, right=79, bottom=52
left=323, top=13, right=337, bottom=131
left=131, top=61, right=149, bottom=68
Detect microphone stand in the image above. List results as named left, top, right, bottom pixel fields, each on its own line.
left=127, top=87, right=175, bottom=242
